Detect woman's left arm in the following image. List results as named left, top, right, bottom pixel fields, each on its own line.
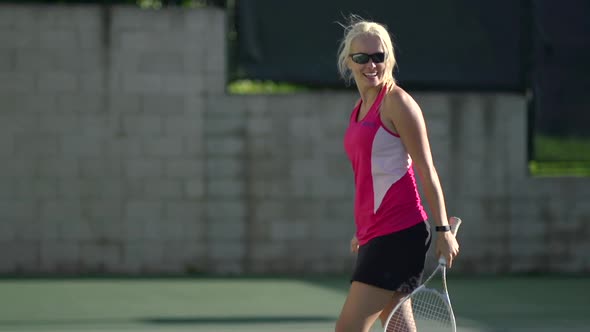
left=383, top=91, right=460, bottom=267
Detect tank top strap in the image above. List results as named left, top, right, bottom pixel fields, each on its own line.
left=372, top=84, right=388, bottom=112
left=349, top=98, right=362, bottom=123
left=363, top=84, right=388, bottom=120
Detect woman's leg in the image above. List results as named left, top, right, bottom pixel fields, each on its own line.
left=378, top=291, right=407, bottom=324
left=335, top=281, right=395, bottom=332
left=339, top=223, right=430, bottom=331
left=379, top=293, right=416, bottom=332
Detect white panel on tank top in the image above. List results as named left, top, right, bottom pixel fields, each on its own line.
left=371, top=126, right=411, bottom=213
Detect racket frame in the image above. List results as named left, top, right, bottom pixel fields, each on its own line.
left=383, top=217, right=462, bottom=332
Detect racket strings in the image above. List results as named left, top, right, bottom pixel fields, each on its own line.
left=386, top=289, right=453, bottom=332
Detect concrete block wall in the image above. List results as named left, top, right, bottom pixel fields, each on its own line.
left=0, top=4, right=224, bottom=274
left=416, top=95, right=590, bottom=273
left=0, top=4, right=589, bottom=275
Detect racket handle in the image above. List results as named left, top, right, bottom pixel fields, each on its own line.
left=449, top=216, right=462, bottom=235
left=438, top=216, right=462, bottom=266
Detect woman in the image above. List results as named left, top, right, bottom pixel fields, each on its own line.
left=335, top=17, right=460, bottom=332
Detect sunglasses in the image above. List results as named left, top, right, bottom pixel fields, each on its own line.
left=349, top=52, right=386, bottom=64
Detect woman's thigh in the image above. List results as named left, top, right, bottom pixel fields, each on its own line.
left=335, top=281, right=395, bottom=332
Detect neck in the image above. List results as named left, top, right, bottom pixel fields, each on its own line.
left=358, top=84, right=384, bottom=106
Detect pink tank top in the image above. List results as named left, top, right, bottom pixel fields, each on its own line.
left=344, top=85, right=428, bottom=245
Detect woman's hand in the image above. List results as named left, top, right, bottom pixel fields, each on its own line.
left=350, top=235, right=359, bottom=253
left=435, top=231, right=459, bottom=268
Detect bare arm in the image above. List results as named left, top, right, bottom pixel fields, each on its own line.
left=382, top=88, right=459, bottom=266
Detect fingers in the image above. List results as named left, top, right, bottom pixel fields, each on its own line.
left=437, top=245, right=458, bottom=268
left=438, top=233, right=460, bottom=268
left=447, top=246, right=460, bottom=268
left=446, top=254, right=453, bottom=268
left=350, top=236, right=359, bottom=253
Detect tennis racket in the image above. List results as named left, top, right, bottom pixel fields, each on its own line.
left=383, top=216, right=462, bottom=332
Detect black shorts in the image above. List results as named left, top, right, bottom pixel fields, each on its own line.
left=351, top=221, right=431, bottom=293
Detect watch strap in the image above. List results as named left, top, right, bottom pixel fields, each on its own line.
left=435, top=225, right=451, bottom=232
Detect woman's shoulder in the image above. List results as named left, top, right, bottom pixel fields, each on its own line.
left=382, top=84, right=420, bottom=114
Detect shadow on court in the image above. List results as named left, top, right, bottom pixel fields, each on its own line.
left=0, top=275, right=588, bottom=332
left=0, top=315, right=333, bottom=327
left=144, top=315, right=334, bottom=324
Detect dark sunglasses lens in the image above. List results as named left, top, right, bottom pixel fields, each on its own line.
left=351, top=54, right=369, bottom=64
left=372, top=53, right=385, bottom=63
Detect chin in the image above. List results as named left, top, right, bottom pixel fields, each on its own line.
left=353, top=74, right=383, bottom=88
left=360, top=79, right=382, bottom=89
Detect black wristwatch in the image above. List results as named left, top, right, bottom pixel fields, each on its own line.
left=435, top=225, right=451, bottom=232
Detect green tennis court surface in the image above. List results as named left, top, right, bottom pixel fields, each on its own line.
left=0, top=276, right=588, bottom=332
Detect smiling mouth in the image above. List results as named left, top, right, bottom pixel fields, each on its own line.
left=364, top=72, right=378, bottom=78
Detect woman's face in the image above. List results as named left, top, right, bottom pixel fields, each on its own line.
left=347, top=34, right=386, bottom=89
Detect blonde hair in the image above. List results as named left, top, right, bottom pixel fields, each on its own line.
left=337, top=15, right=397, bottom=87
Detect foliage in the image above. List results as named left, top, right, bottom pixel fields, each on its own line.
left=228, top=80, right=309, bottom=94
left=136, top=0, right=212, bottom=9
left=530, top=135, right=590, bottom=177
left=533, top=135, right=590, bottom=162
left=529, top=161, right=590, bottom=177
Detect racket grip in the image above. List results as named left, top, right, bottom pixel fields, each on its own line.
left=438, top=216, right=462, bottom=266
left=449, top=216, right=462, bottom=235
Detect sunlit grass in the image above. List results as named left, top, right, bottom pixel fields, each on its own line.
left=530, top=135, right=590, bottom=177
left=136, top=0, right=209, bottom=9
left=529, top=161, right=590, bottom=177
left=228, top=80, right=309, bottom=94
